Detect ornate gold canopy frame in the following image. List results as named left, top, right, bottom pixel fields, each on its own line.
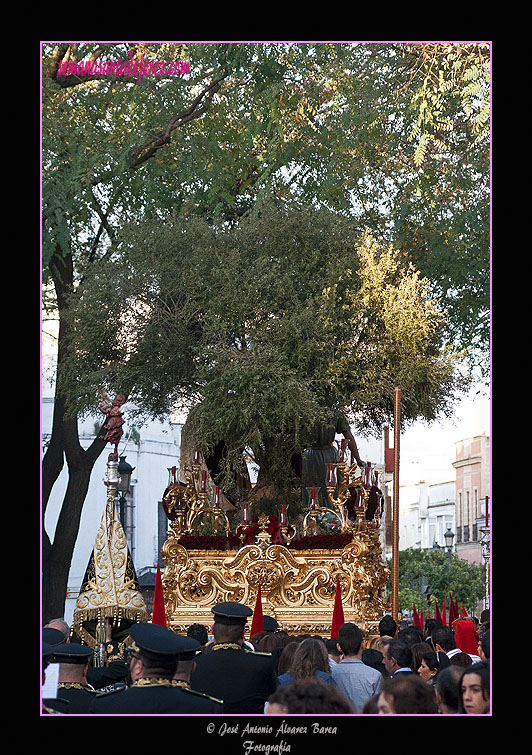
left=161, top=455, right=389, bottom=640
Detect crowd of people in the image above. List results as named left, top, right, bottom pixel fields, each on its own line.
left=41, top=605, right=490, bottom=715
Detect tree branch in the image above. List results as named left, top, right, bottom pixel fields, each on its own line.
left=126, top=70, right=229, bottom=171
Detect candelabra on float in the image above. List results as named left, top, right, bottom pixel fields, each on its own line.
left=163, top=451, right=230, bottom=537
left=301, top=441, right=382, bottom=536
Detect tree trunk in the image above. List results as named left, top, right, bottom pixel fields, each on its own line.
left=42, top=245, right=108, bottom=623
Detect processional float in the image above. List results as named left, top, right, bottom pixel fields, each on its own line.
left=161, top=443, right=390, bottom=641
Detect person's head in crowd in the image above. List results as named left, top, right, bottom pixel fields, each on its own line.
left=434, top=665, right=464, bottom=714
left=457, top=661, right=490, bottom=714
left=397, top=625, right=424, bottom=647
left=44, top=618, right=70, bottom=642
left=378, top=673, right=439, bottom=714
left=478, top=631, right=490, bottom=661
left=361, top=693, right=380, bottom=713
left=211, top=602, right=252, bottom=645
left=431, top=625, right=456, bottom=653
left=337, top=623, right=364, bottom=658
left=276, top=642, right=299, bottom=676
left=423, top=618, right=443, bottom=646
left=266, top=678, right=354, bottom=714
left=378, top=615, right=397, bottom=638
left=370, top=635, right=393, bottom=653
left=290, top=638, right=330, bottom=680
left=449, top=651, right=472, bottom=668
left=186, top=623, right=208, bottom=648
left=256, top=632, right=286, bottom=653
left=362, top=648, right=387, bottom=677
left=326, top=638, right=344, bottom=665
left=411, top=642, right=434, bottom=673
left=382, top=639, right=412, bottom=676
left=417, top=649, right=448, bottom=683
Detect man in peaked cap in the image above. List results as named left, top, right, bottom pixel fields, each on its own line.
left=190, top=602, right=278, bottom=713
left=263, top=615, right=279, bottom=633
left=51, top=643, right=98, bottom=713
left=89, top=622, right=223, bottom=714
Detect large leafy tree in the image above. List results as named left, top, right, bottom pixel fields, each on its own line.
left=62, top=202, right=468, bottom=516
left=41, top=41, right=489, bottom=621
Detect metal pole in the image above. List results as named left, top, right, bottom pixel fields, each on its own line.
left=392, top=388, right=401, bottom=624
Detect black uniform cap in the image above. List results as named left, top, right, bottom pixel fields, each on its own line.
left=128, top=622, right=200, bottom=661
left=52, top=643, right=94, bottom=664
left=42, top=627, right=66, bottom=646
left=263, top=615, right=279, bottom=632
left=212, top=602, right=253, bottom=626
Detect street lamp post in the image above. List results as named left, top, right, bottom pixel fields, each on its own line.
left=444, top=527, right=455, bottom=570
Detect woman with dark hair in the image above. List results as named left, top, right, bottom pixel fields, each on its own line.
left=417, top=650, right=446, bottom=686
left=276, top=642, right=299, bottom=676
left=458, top=661, right=490, bottom=714
left=277, top=638, right=338, bottom=687
left=411, top=642, right=434, bottom=674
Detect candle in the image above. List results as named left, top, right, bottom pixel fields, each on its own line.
left=485, top=496, right=489, bottom=527
left=280, top=504, right=286, bottom=525
left=194, top=449, right=200, bottom=464
left=171, top=465, right=177, bottom=483
left=243, top=503, right=249, bottom=524
left=215, top=485, right=220, bottom=505
left=311, top=486, right=316, bottom=506
left=340, top=439, right=346, bottom=462
left=328, top=463, right=334, bottom=486
left=364, top=462, right=371, bottom=487
left=201, top=470, right=207, bottom=492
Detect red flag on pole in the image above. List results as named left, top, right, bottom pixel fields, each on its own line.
left=449, top=595, right=456, bottom=626
left=250, top=584, right=265, bottom=637
left=331, top=580, right=345, bottom=638
left=435, top=600, right=441, bottom=623
left=441, top=596, right=447, bottom=627
left=151, top=562, right=167, bottom=626
left=420, top=608, right=424, bottom=630
left=412, top=602, right=422, bottom=629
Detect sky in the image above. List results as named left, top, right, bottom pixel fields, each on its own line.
left=356, top=383, right=490, bottom=487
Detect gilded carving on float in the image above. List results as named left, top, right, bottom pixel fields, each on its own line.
left=161, top=452, right=389, bottom=636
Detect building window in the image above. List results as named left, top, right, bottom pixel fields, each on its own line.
left=474, top=488, right=479, bottom=519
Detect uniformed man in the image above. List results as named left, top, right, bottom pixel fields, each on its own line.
left=89, top=622, right=223, bottom=714
left=190, top=601, right=278, bottom=713
left=51, top=643, right=99, bottom=713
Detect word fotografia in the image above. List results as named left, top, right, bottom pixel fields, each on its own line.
left=57, top=51, right=190, bottom=83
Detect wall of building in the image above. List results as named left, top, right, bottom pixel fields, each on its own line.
left=453, top=433, right=490, bottom=566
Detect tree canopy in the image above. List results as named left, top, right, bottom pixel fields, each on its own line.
left=43, top=42, right=490, bottom=374
left=388, top=547, right=486, bottom=615
left=62, top=202, right=468, bottom=496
